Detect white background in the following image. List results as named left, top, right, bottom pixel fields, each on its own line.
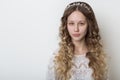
left=0, top=0, right=120, bottom=80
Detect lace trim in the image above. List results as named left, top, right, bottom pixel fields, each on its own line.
left=46, top=50, right=94, bottom=80
left=70, top=54, right=93, bottom=80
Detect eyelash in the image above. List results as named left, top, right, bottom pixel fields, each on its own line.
left=69, top=23, right=74, bottom=25
left=68, top=22, right=85, bottom=25
left=80, top=23, right=84, bottom=25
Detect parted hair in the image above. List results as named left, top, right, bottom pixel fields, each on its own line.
left=54, top=1, right=108, bottom=80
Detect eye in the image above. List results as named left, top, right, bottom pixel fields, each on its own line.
left=68, top=22, right=74, bottom=25
left=79, top=22, right=85, bottom=26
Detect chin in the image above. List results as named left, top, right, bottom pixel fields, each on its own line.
left=72, top=35, right=85, bottom=42
left=72, top=37, right=81, bottom=41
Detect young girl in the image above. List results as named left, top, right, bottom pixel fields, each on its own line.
left=46, top=1, right=108, bottom=80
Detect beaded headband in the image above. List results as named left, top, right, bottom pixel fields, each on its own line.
left=65, top=2, right=92, bottom=13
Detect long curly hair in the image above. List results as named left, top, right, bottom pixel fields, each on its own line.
left=54, top=1, right=108, bottom=80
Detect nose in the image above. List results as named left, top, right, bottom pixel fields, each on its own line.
left=74, top=24, right=79, bottom=32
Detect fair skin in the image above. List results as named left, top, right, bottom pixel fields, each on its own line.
left=67, top=10, right=88, bottom=55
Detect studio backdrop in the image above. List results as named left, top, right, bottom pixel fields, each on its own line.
left=0, top=0, right=120, bottom=80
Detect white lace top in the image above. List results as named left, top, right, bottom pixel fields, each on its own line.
left=46, top=50, right=94, bottom=80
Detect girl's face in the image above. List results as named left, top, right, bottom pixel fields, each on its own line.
left=67, top=10, right=88, bottom=42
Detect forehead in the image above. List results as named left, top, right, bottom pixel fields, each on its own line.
left=67, top=11, right=86, bottom=22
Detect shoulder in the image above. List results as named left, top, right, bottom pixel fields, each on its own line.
left=50, top=48, right=59, bottom=60
left=46, top=48, right=59, bottom=80
left=48, top=48, right=59, bottom=67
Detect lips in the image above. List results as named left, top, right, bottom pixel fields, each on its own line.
left=72, top=34, right=80, bottom=37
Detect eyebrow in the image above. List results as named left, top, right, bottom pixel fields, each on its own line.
left=67, top=20, right=86, bottom=22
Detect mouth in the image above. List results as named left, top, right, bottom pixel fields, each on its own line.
left=72, top=34, right=80, bottom=37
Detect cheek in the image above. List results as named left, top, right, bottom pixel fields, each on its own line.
left=80, top=27, right=88, bottom=34
left=67, top=26, right=73, bottom=33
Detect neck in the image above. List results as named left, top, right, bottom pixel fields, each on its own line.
left=72, top=39, right=88, bottom=55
